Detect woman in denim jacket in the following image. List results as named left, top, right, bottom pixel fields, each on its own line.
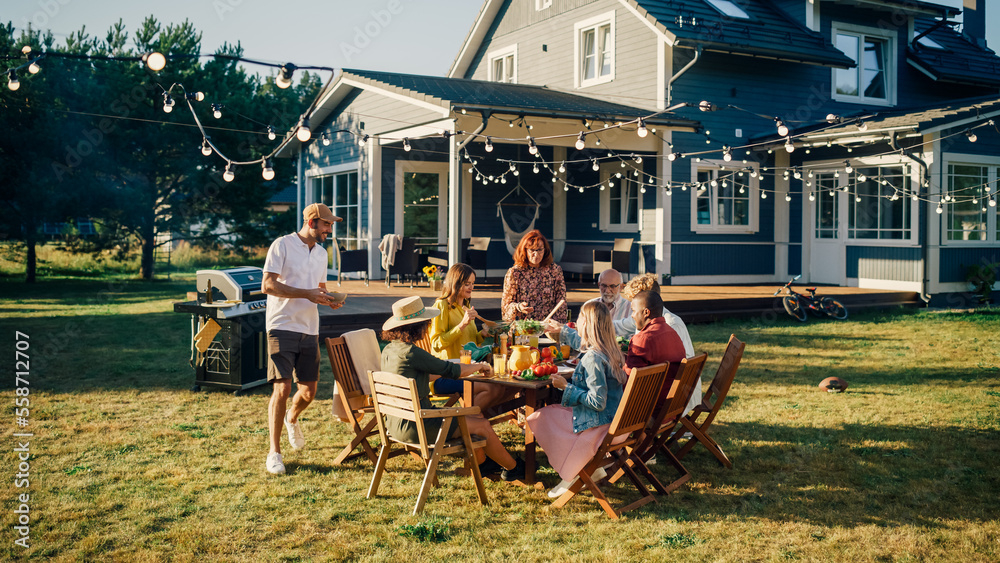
left=526, top=300, right=627, bottom=498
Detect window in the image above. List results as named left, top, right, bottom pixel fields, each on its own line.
left=313, top=170, right=361, bottom=249
left=690, top=161, right=758, bottom=233
left=848, top=166, right=912, bottom=240
left=600, top=163, right=640, bottom=231
left=833, top=24, right=896, bottom=105
left=946, top=163, right=999, bottom=242
left=536, top=0, right=552, bottom=10
left=705, top=0, right=750, bottom=19
left=575, top=12, right=615, bottom=87
left=488, top=45, right=517, bottom=84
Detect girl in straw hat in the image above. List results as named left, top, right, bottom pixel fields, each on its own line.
left=381, top=296, right=526, bottom=481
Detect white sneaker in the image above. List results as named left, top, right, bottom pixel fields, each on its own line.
left=266, top=452, right=286, bottom=475
left=285, top=412, right=305, bottom=450
left=547, top=467, right=607, bottom=499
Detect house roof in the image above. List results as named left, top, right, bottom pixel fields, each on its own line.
left=908, top=19, right=1000, bottom=88
left=626, top=0, right=855, bottom=68
left=269, top=185, right=297, bottom=205
left=824, top=0, right=958, bottom=18
left=750, top=94, right=1000, bottom=146
left=278, top=68, right=701, bottom=156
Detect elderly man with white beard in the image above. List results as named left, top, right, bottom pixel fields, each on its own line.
left=584, top=269, right=631, bottom=323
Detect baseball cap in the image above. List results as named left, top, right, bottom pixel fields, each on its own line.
left=302, top=202, right=342, bottom=223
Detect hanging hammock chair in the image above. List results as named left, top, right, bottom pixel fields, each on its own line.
left=497, top=183, right=540, bottom=255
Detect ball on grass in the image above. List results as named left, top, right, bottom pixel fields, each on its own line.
left=819, top=377, right=848, bottom=393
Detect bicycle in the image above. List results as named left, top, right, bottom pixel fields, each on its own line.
left=773, top=275, right=849, bottom=322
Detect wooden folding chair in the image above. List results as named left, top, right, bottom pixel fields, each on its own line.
left=550, top=362, right=669, bottom=519
left=324, top=337, right=379, bottom=466
left=366, top=370, right=489, bottom=515
left=609, top=354, right=707, bottom=495
left=666, top=334, right=745, bottom=468
left=415, top=332, right=462, bottom=407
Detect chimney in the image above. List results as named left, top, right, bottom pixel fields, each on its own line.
left=963, top=0, right=986, bottom=49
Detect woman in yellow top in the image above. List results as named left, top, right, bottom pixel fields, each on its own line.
left=430, top=263, right=487, bottom=359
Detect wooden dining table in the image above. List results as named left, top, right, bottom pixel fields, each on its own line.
left=460, top=373, right=562, bottom=485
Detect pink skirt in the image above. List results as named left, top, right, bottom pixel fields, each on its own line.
left=527, top=405, right=612, bottom=481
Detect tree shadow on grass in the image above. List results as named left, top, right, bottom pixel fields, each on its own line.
left=633, top=420, right=1000, bottom=527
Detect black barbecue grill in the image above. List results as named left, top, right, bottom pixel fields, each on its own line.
left=174, top=267, right=269, bottom=393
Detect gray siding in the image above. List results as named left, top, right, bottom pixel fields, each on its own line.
left=467, top=0, right=660, bottom=110
left=939, top=248, right=1000, bottom=283
left=672, top=243, right=775, bottom=276
left=845, top=246, right=921, bottom=281
left=341, top=89, right=445, bottom=135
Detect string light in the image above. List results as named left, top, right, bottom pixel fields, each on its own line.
left=223, top=163, right=235, bottom=182
left=990, top=197, right=997, bottom=207
left=186, top=91, right=205, bottom=101
left=527, top=137, right=538, bottom=156
left=485, top=136, right=494, bottom=152
left=826, top=113, right=841, bottom=123
left=636, top=118, right=648, bottom=138
left=212, top=104, right=223, bottom=119
left=936, top=202, right=943, bottom=214
left=261, top=160, right=275, bottom=180
left=7, top=69, right=19, bottom=91
left=321, top=133, right=331, bottom=146
left=784, top=137, right=794, bottom=153
left=532, top=163, right=540, bottom=174
left=592, top=159, right=599, bottom=172
left=723, top=146, right=732, bottom=161
left=267, top=125, right=276, bottom=141
left=844, top=161, right=853, bottom=173
left=358, top=134, right=370, bottom=147
left=699, top=100, right=718, bottom=112
left=162, top=93, right=174, bottom=113
left=856, top=119, right=868, bottom=132
left=200, top=138, right=212, bottom=157
left=858, top=173, right=867, bottom=182
left=296, top=118, right=312, bottom=142
left=575, top=132, right=586, bottom=150
left=667, top=152, right=680, bottom=161
left=402, top=137, right=411, bottom=152
left=558, top=161, right=566, bottom=173
left=966, top=129, right=978, bottom=143
left=809, top=193, right=816, bottom=202
left=775, top=118, right=789, bottom=137
left=142, top=51, right=166, bottom=71
left=635, top=155, right=643, bottom=164
left=28, top=60, right=40, bottom=74
left=785, top=194, right=792, bottom=202
left=276, top=63, right=296, bottom=89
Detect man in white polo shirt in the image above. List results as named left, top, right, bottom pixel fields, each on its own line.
left=262, top=203, right=345, bottom=475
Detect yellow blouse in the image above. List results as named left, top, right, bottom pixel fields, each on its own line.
left=429, top=298, right=483, bottom=360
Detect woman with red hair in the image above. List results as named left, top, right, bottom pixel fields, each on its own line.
left=501, top=230, right=567, bottom=323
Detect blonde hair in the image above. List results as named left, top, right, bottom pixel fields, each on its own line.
left=577, top=301, right=628, bottom=385
left=621, top=273, right=660, bottom=301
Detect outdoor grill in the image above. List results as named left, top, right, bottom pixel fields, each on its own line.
left=173, top=267, right=269, bottom=394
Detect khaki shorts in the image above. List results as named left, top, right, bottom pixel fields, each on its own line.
left=266, top=330, right=321, bottom=383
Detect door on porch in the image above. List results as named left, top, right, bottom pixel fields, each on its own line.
left=808, top=172, right=846, bottom=285
left=395, top=161, right=448, bottom=248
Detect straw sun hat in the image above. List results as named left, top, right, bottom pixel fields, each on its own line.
left=382, top=295, right=440, bottom=331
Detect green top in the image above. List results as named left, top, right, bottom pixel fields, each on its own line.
left=380, top=340, right=462, bottom=443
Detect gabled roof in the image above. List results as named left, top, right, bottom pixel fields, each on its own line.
left=626, top=0, right=855, bottom=67
left=908, top=19, right=1000, bottom=88
left=449, top=0, right=855, bottom=78
left=279, top=68, right=700, bottom=156
left=750, top=94, right=1000, bottom=146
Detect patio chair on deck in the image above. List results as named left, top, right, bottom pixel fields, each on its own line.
left=608, top=354, right=707, bottom=495
left=366, top=370, right=489, bottom=515
left=665, top=334, right=745, bottom=468
left=550, top=362, right=669, bottom=519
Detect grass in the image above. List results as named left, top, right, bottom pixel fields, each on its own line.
left=1, top=278, right=998, bottom=561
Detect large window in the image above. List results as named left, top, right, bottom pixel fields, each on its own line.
left=833, top=24, right=895, bottom=105
left=848, top=166, right=911, bottom=239
left=946, top=163, right=999, bottom=242
left=690, top=161, right=758, bottom=233
left=575, top=12, right=614, bottom=87
left=488, top=45, right=517, bottom=84
left=600, top=163, right=640, bottom=231
left=313, top=170, right=361, bottom=249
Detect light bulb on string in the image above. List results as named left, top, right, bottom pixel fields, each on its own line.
left=7, top=70, right=20, bottom=91
left=527, top=137, right=538, bottom=156
left=200, top=138, right=212, bottom=157
left=592, top=159, right=600, bottom=172
left=723, top=146, right=732, bottom=161
left=564, top=185, right=569, bottom=192
left=595, top=138, right=601, bottom=146
left=666, top=189, right=673, bottom=196
left=667, top=152, right=679, bottom=161
left=296, top=118, right=312, bottom=142
left=267, top=126, right=276, bottom=141
left=358, top=134, right=369, bottom=147
left=532, top=163, right=540, bottom=174
left=784, top=138, right=795, bottom=153
left=186, top=91, right=205, bottom=102
left=509, top=162, right=517, bottom=172
left=793, top=169, right=802, bottom=180
left=485, top=137, right=494, bottom=152
left=162, top=93, right=175, bottom=113
left=936, top=203, right=943, bottom=214
left=501, top=176, right=507, bottom=184
left=579, top=187, right=585, bottom=193
left=575, top=132, right=586, bottom=150
left=775, top=118, right=789, bottom=137
left=223, top=163, right=235, bottom=183
left=261, top=160, right=275, bottom=181
left=844, top=161, right=853, bottom=173
left=634, top=154, right=643, bottom=164
left=636, top=118, right=648, bottom=138
left=990, top=197, right=997, bottom=207
left=276, top=63, right=296, bottom=89
left=402, top=138, right=411, bottom=152
left=966, top=130, right=978, bottom=143
left=212, top=104, right=223, bottom=119
left=785, top=193, right=792, bottom=202
left=558, top=161, right=566, bottom=173
left=28, top=61, right=40, bottom=74
left=640, top=186, right=647, bottom=194
left=142, top=51, right=166, bottom=71
left=856, top=119, right=868, bottom=132
left=739, top=186, right=745, bottom=194
left=809, top=193, right=816, bottom=202
left=858, top=174, right=867, bottom=182
left=321, top=133, right=331, bottom=146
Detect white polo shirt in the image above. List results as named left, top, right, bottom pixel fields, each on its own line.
left=586, top=294, right=632, bottom=323
left=263, top=233, right=329, bottom=335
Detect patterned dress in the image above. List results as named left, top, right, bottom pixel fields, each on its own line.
left=501, top=263, right=568, bottom=323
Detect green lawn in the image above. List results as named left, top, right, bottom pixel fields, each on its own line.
left=1, top=278, right=998, bottom=562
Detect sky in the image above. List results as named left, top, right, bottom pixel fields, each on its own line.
left=7, top=0, right=998, bottom=81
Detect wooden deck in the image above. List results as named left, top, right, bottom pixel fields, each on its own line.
left=318, top=278, right=921, bottom=339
